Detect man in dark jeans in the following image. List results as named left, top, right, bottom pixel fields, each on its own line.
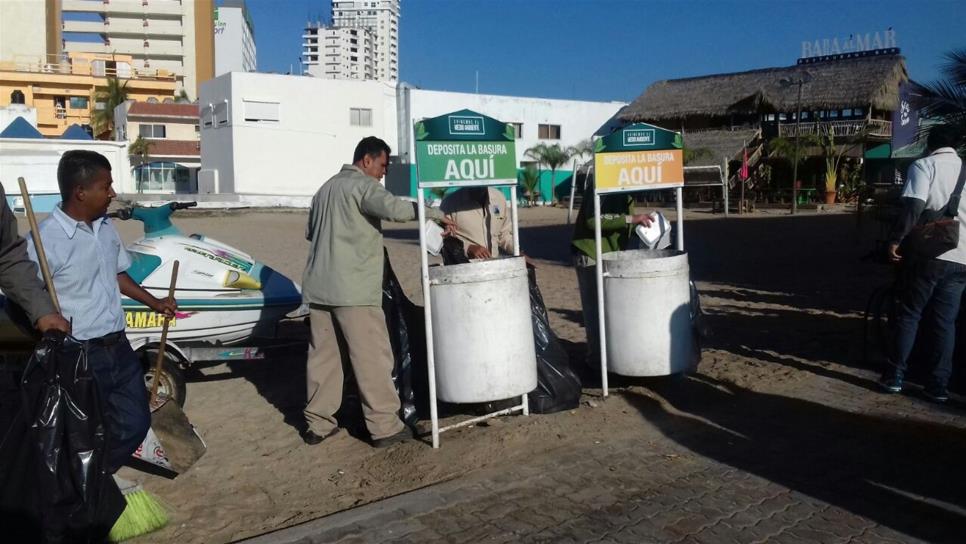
left=884, top=125, right=965, bottom=402
left=26, top=151, right=177, bottom=471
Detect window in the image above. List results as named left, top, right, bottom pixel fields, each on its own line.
left=509, top=122, right=523, bottom=139
left=854, top=107, right=865, bottom=117
left=842, top=108, right=853, bottom=117
left=350, top=107, right=372, bottom=126
left=139, top=124, right=167, bottom=138
left=778, top=113, right=787, bottom=121
left=764, top=114, right=776, bottom=122
left=243, top=100, right=279, bottom=123
left=801, top=111, right=809, bottom=120
left=69, top=96, right=89, bottom=109
left=538, top=124, right=561, bottom=140
left=829, top=110, right=839, bottom=118
left=133, top=161, right=191, bottom=193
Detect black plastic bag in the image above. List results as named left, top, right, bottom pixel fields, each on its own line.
left=0, top=334, right=124, bottom=543
left=440, top=239, right=581, bottom=414
left=527, top=268, right=582, bottom=414
left=383, top=250, right=420, bottom=427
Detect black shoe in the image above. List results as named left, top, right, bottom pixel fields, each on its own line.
left=302, top=427, right=340, bottom=445
left=371, top=427, right=412, bottom=448
left=923, top=384, right=949, bottom=404
left=879, top=370, right=904, bottom=393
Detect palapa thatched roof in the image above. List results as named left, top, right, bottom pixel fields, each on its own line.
left=622, top=54, right=908, bottom=122
left=683, top=128, right=760, bottom=167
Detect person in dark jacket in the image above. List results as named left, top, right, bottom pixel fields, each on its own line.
left=0, top=183, right=69, bottom=334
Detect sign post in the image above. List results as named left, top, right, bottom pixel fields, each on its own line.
left=592, top=123, right=685, bottom=397
left=413, top=109, right=523, bottom=448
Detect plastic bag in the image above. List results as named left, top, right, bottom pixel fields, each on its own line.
left=0, top=334, right=124, bottom=543
left=383, top=250, right=420, bottom=428
left=527, top=268, right=582, bottom=414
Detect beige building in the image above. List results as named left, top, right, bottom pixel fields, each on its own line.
left=0, top=51, right=177, bottom=137
left=0, top=0, right=214, bottom=100
left=114, top=100, right=199, bottom=193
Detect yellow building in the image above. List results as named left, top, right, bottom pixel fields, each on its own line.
left=0, top=52, right=176, bottom=137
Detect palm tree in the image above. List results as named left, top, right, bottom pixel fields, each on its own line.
left=518, top=165, right=541, bottom=207
left=92, top=77, right=129, bottom=139
left=525, top=143, right=573, bottom=205
left=129, top=136, right=152, bottom=192
left=913, top=48, right=966, bottom=153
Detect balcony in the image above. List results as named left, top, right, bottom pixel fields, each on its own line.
left=62, top=18, right=182, bottom=37
left=62, top=0, right=183, bottom=16
left=778, top=118, right=892, bottom=140
left=65, top=39, right=184, bottom=58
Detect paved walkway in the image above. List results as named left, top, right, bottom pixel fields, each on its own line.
left=243, top=367, right=966, bottom=544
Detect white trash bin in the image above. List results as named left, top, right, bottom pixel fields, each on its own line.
left=429, top=256, right=537, bottom=403
left=602, top=249, right=693, bottom=376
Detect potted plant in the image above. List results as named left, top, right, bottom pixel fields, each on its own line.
left=519, top=164, right=540, bottom=207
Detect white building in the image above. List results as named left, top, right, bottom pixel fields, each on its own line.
left=332, top=0, right=399, bottom=82
left=302, top=0, right=398, bottom=82
left=214, top=0, right=256, bottom=76
left=59, top=0, right=214, bottom=99
left=199, top=72, right=397, bottom=201
left=114, top=101, right=200, bottom=194
left=197, top=72, right=626, bottom=205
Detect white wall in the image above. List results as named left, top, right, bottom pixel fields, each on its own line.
left=199, top=72, right=398, bottom=196
left=0, top=138, right=131, bottom=210
left=402, top=88, right=625, bottom=165
left=0, top=104, right=39, bottom=133
left=215, top=6, right=256, bottom=76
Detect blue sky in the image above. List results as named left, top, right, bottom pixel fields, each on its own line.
left=247, top=0, right=965, bottom=103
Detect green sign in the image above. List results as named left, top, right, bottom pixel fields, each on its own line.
left=595, top=122, right=683, bottom=153
left=414, top=109, right=517, bottom=187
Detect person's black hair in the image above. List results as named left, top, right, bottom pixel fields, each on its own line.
left=352, top=136, right=391, bottom=163
left=57, top=150, right=111, bottom=201
left=926, top=124, right=960, bottom=151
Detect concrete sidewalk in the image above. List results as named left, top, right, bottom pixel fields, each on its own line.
left=241, top=370, right=966, bottom=544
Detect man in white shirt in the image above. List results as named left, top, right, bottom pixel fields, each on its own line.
left=884, top=125, right=965, bottom=402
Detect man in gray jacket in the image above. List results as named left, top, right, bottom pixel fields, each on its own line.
left=0, top=183, right=69, bottom=335
left=302, top=137, right=454, bottom=447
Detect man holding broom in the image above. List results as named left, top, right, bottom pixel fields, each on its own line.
left=26, top=150, right=177, bottom=475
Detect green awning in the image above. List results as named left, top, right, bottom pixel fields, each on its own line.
left=864, top=143, right=891, bottom=159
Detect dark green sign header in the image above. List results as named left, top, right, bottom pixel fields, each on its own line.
left=595, top=122, right=683, bottom=153
left=414, top=109, right=515, bottom=142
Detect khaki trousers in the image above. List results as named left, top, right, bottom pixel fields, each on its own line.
left=304, top=305, right=404, bottom=440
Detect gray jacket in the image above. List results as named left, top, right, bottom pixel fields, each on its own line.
left=302, top=165, right=443, bottom=307
left=0, top=183, right=56, bottom=324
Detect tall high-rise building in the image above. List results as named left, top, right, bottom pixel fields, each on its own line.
left=331, top=0, right=398, bottom=82
left=56, top=0, right=214, bottom=100
left=214, top=0, right=256, bottom=75
left=302, top=0, right=398, bottom=82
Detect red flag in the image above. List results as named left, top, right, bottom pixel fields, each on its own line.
left=739, top=147, right=750, bottom=181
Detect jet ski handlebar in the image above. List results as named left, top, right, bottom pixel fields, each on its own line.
left=109, top=201, right=196, bottom=236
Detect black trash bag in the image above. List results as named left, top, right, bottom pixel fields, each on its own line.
left=382, top=249, right=420, bottom=428
left=527, top=268, right=582, bottom=414
left=440, top=238, right=581, bottom=414
left=0, top=333, right=124, bottom=543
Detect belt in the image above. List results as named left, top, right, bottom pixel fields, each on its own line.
left=85, top=331, right=127, bottom=347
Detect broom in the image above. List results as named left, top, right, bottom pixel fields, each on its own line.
left=109, top=262, right=181, bottom=542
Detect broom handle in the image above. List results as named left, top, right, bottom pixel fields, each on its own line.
left=150, top=260, right=179, bottom=405
left=18, top=177, right=60, bottom=314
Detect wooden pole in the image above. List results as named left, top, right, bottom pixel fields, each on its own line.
left=18, top=177, right=60, bottom=313
left=150, top=260, right=179, bottom=407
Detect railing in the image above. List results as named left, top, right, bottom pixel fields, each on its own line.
left=0, top=55, right=177, bottom=82
left=778, top=119, right=892, bottom=138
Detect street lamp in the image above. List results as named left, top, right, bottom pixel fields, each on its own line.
left=779, top=70, right=813, bottom=215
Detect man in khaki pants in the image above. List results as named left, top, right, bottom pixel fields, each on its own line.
left=302, top=137, right=454, bottom=447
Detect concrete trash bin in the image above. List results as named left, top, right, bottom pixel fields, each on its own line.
left=601, top=249, right=693, bottom=376
left=429, top=256, right=537, bottom=403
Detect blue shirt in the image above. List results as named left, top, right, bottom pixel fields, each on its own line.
left=26, top=206, right=131, bottom=340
